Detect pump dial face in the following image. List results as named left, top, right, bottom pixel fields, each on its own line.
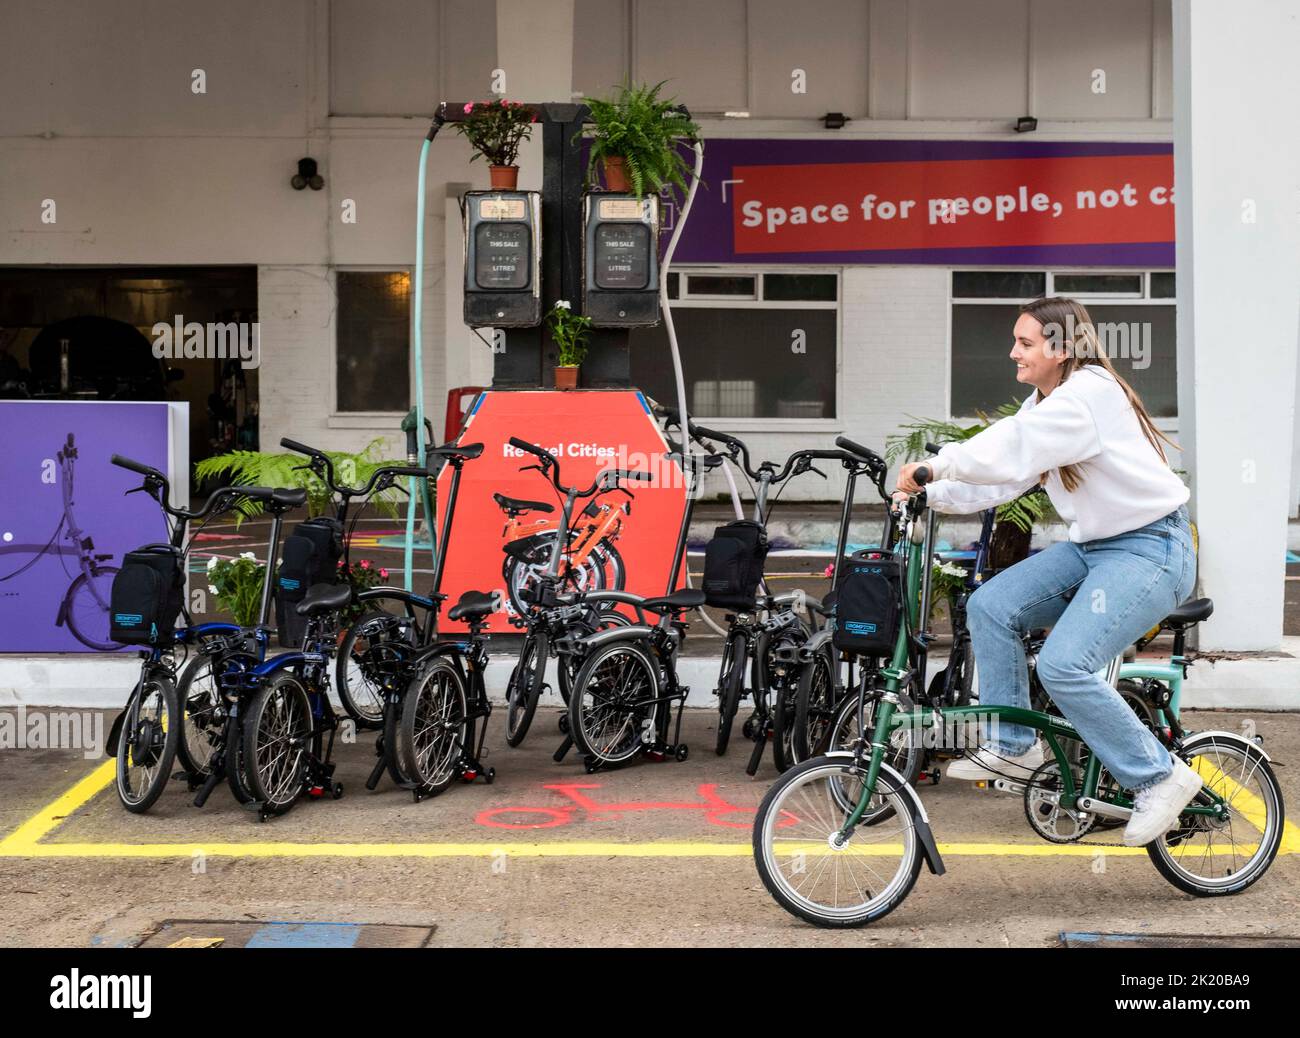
left=593, top=223, right=650, bottom=290
left=474, top=223, right=530, bottom=290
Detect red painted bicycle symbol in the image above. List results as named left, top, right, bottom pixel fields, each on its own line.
left=475, top=782, right=798, bottom=831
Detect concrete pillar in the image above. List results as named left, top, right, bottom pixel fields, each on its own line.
left=496, top=0, right=575, bottom=102
left=1172, top=0, right=1300, bottom=649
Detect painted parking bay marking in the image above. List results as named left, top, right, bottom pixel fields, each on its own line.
left=2, top=759, right=1297, bottom=860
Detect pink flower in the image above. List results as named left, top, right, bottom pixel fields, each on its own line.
left=823, top=563, right=835, bottom=578
left=359, top=559, right=371, bottom=570
left=379, top=568, right=389, bottom=579
left=463, top=102, right=473, bottom=114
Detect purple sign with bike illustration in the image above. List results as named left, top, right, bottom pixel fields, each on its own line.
left=0, top=401, right=173, bottom=652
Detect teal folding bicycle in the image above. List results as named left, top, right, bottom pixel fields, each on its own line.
left=752, top=469, right=1285, bottom=928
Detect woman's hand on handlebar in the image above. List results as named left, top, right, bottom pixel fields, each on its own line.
left=896, top=461, right=933, bottom=494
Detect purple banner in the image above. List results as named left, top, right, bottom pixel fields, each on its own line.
left=670, top=138, right=1175, bottom=267
left=0, top=402, right=171, bottom=652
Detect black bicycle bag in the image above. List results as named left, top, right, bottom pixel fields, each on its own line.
left=701, top=519, right=769, bottom=611
left=832, top=550, right=903, bottom=657
left=275, top=516, right=344, bottom=646
left=110, top=544, right=185, bottom=645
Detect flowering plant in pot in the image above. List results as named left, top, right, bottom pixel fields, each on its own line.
left=581, top=81, right=700, bottom=197
left=455, top=99, right=535, bottom=189
left=547, top=300, right=592, bottom=390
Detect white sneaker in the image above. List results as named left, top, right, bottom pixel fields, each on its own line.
left=947, top=743, right=1044, bottom=781
left=1123, top=758, right=1202, bottom=846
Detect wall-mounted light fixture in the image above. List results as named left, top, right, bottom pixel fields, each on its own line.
left=1014, top=116, right=1038, bottom=133
left=291, top=157, right=324, bottom=190
left=823, top=112, right=849, bottom=130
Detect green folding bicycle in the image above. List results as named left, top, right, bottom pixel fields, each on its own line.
left=752, top=468, right=1286, bottom=928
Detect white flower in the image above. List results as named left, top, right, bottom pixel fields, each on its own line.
left=207, top=585, right=218, bottom=595
left=206, top=556, right=217, bottom=571
left=239, top=552, right=257, bottom=562
left=555, top=300, right=571, bottom=310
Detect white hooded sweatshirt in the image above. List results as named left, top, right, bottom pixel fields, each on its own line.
left=922, top=365, right=1188, bottom=542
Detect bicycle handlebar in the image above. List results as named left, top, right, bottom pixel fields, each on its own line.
left=510, top=438, right=651, bottom=498
left=280, top=436, right=431, bottom=499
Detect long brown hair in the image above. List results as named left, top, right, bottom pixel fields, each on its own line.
left=1019, top=296, right=1176, bottom=492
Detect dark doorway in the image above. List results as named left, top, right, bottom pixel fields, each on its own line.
left=0, top=266, right=259, bottom=466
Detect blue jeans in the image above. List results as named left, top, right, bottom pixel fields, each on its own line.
left=967, top=505, right=1196, bottom=792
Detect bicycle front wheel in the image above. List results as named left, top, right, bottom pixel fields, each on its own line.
left=504, top=631, right=546, bottom=746
left=715, top=630, right=747, bottom=756
left=792, top=644, right=837, bottom=764
left=115, top=674, right=180, bottom=813
left=752, top=755, right=923, bottom=928
left=398, top=656, right=470, bottom=796
left=337, top=609, right=411, bottom=729
left=241, top=672, right=313, bottom=815
left=569, top=641, right=660, bottom=766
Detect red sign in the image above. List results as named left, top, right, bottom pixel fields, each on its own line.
left=732, top=153, right=1174, bottom=255
left=436, top=390, right=687, bottom=633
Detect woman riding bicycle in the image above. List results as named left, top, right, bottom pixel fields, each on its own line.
left=894, top=296, right=1199, bottom=847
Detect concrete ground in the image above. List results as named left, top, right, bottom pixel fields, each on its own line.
left=1, top=707, right=1296, bottom=948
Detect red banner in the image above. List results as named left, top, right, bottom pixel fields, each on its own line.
left=732, top=153, right=1174, bottom=255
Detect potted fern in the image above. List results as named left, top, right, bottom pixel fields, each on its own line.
left=194, top=439, right=410, bottom=522
left=581, top=81, right=700, bottom=197
left=547, top=300, right=591, bottom=390
left=886, top=402, right=1055, bottom=571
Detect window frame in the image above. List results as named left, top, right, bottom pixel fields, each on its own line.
left=331, top=265, right=414, bottom=421
left=657, top=265, right=842, bottom=429
left=947, top=268, right=1177, bottom=425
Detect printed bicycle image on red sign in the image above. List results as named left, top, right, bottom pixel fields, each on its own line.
left=672, top=140, right=1174, bottom=266
left=437, top=390, right=687, bottom=633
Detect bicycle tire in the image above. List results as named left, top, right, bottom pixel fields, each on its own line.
left=752, top=755, right=923, bottom=928
left=337, top=609, right=411, bottom=730
left=115, top=674, right=180, bottom=813
left=792, top=643, right=838, bottom=764
left=568, top=640, right=660, bottom=765
left=65, top=567, right=121, bottom=651
left=715, top=629, right=747, bottom=756
left=240, top=671, right=312, bottom=816
left=175, top=650, right=250, bottom=780
left=398, top=655, right=470, bottom=796
left=504, top=630, right=547, bottom=747
left=768, top=631, right=805, bottom=773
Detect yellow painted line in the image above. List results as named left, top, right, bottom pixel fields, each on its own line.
left=1192, top=757, right=1300, bottom=854
left=0, top=760, right=1292, bottom=861
left=0, top=759, right=115, bottom=852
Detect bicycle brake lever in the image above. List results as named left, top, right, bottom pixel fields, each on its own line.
left=809, top=465, right=828, bottom=479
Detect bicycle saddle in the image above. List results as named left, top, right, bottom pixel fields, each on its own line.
left=296, top=582, right=353, bottom=616
left=641, top=588, right=706, bottom=614
left=493, top=492, right=554, bottom=515
left=241, top=486, right=309, bottom=510
left=430, top=442, right=484, bottom=461
left=1163, top=597, right=1213, bottom=628
left=448, top=589, right=496, bottom=621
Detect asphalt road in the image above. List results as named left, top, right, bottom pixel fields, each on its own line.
left=1, top=707, right=1296, bottom=948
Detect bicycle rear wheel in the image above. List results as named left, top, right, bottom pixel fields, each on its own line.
left=1147, top=734, right=1285, bottom=896
left=753, top=755, right=923, bottom=928
left=176, top=650, right=250, bottom=779
left=115, top=674, right=180, bottom=813
left=337, top=609, right=412, bottom=730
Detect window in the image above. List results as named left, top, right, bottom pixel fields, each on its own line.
left=629, top=269, right=838, bottom=420
left=336, top=271, right=411, bottom=413
left=951, top=270, right=1176, bottom=418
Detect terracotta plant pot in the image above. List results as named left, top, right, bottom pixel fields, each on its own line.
left=602, top=156, right=631, bottom=193
left=554, top=365, right=580, bottom=391
left=489, top=164, right=519, bottom=190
